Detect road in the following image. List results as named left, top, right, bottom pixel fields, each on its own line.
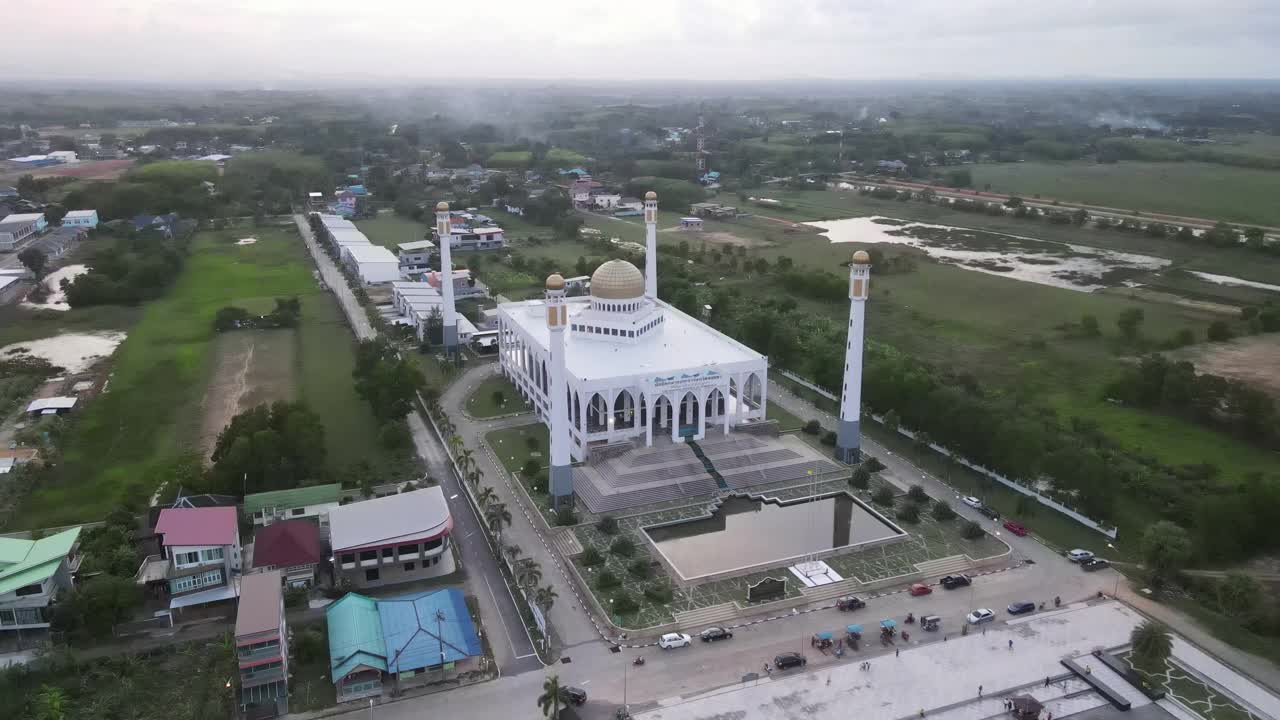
left=291, top=213, right=539, bottom=675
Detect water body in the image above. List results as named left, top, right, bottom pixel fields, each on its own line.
left=1186, top=271, right=1280, bottom=294
left=808, top=216, right=1172, bottom=292
left=645, top=494, right=901, bottom=580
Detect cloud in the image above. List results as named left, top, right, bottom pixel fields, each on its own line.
left=1, top=0, right=1277, bottom=84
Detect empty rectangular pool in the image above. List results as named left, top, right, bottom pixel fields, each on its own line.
left=644, top=493, right=905, bottom=581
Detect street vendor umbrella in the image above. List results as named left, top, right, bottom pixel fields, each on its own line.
left=846, top=625, right=863, bottom=634
left=814, top=631, right=834, bottom=641
left=1010, top=695, right=1044, bottom=719
left=880, top=619, right=897, bottom=629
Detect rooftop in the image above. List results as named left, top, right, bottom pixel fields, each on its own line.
left=499, top=296, right=765, bottom=382
left=155, top=506, right=239, bottom=547
left=63, top=209, right=97, bottom=219
left=397, top=240, right=435, bottom=252
left=0, top=526, right=81, bottom=596
left=344, top=245, right=398, bottom=263
left=243, top=483, right=342, bottom=515
left=0, top=212, right=43, bottom=225
left=252, top=519, right=323, bottom=569
left=235, top=569, right=283, bottom=638
left=326, top=593, right=387, bottom=681
left=328, top=487, right=451, bottom=553
left=326, top=588, right=481, bottom=682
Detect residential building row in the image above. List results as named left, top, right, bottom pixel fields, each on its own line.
left=0, top=209, right=98, bottom=252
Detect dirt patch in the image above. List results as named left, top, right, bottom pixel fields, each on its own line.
left=660, top=229, right=771, bottom=248
left=198, top=330, right=298, bottom=460
left=1169, top=334, right=1280, bottom=400
left=1102, top=287, right=1240, bottom=316
left=0, top=331, right=126, bottom=373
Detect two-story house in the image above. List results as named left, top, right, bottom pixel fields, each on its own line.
left=154, top=507, right=242, bottom=611
left=396, top=240, right=435, bottom=274
left=243, top=484, right=342, bottom=528
left=62, top=209, right=99, bottom=229
left=236, top=569, right=289, bottom=718
left=328, top=488, right=455, bottom=590
left=0, top=527, right=81, bottom=632
left=251, top=519, right=323, bottom=589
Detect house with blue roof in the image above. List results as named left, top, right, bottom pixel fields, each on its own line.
left=326, top=588, right=482, bottom=702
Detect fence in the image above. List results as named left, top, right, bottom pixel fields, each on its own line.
left=776, top=370, right=1118, bottom=539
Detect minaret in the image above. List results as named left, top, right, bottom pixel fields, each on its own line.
left=544, top=273, right=573, bottom=507
left=835, top=251, right=871, bottom=464
left=644, top=191, right=658, bottom=300
left=435, top=201, right=458, bottom=356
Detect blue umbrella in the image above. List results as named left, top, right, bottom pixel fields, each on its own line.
left=815, top=631, right=833, bottom=641
left=880, top=619, right=897, bottom=628
left=846, top=624, right=863, bottom=634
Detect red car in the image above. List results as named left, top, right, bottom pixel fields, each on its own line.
left=909, top=583, right=933, bottom=596
left=1002, top=520, right=1028, bottom=537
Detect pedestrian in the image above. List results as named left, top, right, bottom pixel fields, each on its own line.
left=1008, top=639, right=1014, bottom=650
left=978, top=685, right=983, bottom=697
left=896, top=648, right=900, bottom=657
left=1045, top=676, right=1051, bottom=687
left=1047, top=713, right=1053, bottom=720
left=919, top=709, right=925, bottom=718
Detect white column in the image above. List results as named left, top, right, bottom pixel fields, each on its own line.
left=435, top=203, right=458, bottom=354
left=758, top=374, right=768, bottom=420
left=644, top=192, right=658, bottom=300
left=722, top=385, right=731, bottom=435
left=670, top=393, right=680, bottom=443
left=645, top=395, right=654, bottom=447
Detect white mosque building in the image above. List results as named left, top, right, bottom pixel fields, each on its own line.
left=497, top=193, right=771, bottom=501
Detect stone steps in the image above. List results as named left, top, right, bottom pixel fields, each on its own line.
left=551, top=528, right=583, bottom=557
left=673, top=602, right=739, bottom=629
left=915, top=554, right=972, bottom=578
left=801, top=578, right=865, bottom=603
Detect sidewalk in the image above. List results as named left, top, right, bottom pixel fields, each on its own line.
left=767, top=376, right=1280, bottom=696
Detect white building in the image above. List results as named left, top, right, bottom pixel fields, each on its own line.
left=47, top=150, right=77, bottom=163
left=397, top=239, right=435, bottom=274
left=390, top=281, right=479, bottom=343
left=62, top=209, right=99, bottom=228
left=328, top=487, right=455, bottom=589
left=0, top=213, right=46, bottom=251
left=342, top=244, right=400, bottom=285
left=497, top=193, right=769, bottom=474
left=435, top=226, right=506, bottom=251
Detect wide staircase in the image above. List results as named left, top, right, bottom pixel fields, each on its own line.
left=914, top=554, right=972, bottom=579
left=686, top=440, right=729, bottom=490
left=801, top=577, right=865, bottom=603
left=673, top=602, right=739, bottom=629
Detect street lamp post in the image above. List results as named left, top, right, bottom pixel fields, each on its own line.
left=1107, top=543, right=1120, bottom=597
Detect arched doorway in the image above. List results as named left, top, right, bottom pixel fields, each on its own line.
left=613, top=390, right=636, bottom=430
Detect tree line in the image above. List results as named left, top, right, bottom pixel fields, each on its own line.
left=213, top=296, right=301, bottom=331
left=65, top=223, right=193, bottom=307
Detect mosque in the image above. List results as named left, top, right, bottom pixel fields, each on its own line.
left=491, top=193, right=871, bottom=509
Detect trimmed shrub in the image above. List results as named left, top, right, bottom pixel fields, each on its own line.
left=961, top=520, right=985, bottom=539
left=598, top=515, right=619, bottom=535
left=644, top=584, right=674, bottom=604
left=863, top=456, right=885, bottom=472
left=907, top=484, right=929, bottom=504
left=581, top=546, right=604, bottom=566
left=821, top=430, right=837, bottom=446
left=850, top=465, right=871, bottom=490
left=932, top=500, right=957, bottom=521
left=896, top=502, right=920, bottom=523
left=872, top=486, right=895, bottom=506
left=612, top=594, right=639, bottom=614
left=628, top=558, right=651, bottom=579
left=610, top=536, right=635, bottom=557
left=595, top=570, right=620, bottom=590
left=555, top=506, right=579, bottom=526
left=803, top=420, right=822, bottom=435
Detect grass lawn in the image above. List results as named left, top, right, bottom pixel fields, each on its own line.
left=356, top=212, right=428, bottom=248
left=465, top=374, right=530, bottom=418
left=968, top=160, right=1280, bottom=227
left=18, top=227, right=414, bottom=528
left=485, top=424, right=550, bottom=475
left=766, top=402, right=806, bottom=432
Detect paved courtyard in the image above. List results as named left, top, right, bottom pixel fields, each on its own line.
left=634, top=602, right=1278, bottom=720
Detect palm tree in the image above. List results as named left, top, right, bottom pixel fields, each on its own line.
left=535, top=584, right=559, bottom=615
left=517, top=559, right=543, bottom=589
left=485, top=502, right=512, bottom=542
left=459, top=448, right=476, bottom=474
left=538, top=674, right=563, bottom=719
left=34, top=685, right=67, bottom=720
left=447, top=434, right=463, bottom=456
left=477, top=486, right=497, bottom=508
left=503, top=543, right=523, bottom=565
left=1130, top=620, right=1173, bottom=671
left=468, top=467, right=484, bottom=487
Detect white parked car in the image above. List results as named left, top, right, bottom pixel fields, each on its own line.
left=966, top=608, right=995, bottom=625
left=961, top=496, right=983, bottom=509
left=1067, top=549, right=1095, bottom=563
left=658, top=632, right=692, bottom=649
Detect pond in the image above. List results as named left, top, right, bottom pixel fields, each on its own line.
left=807, top=216, right=1172, bottom=292
left=644, top=493, right=903, bottom=581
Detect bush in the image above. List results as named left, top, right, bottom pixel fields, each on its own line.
left=611, top=593, right=639, bottom=614
left=961, top=520, right=985, bottom=539
left=284, top=586, right=310, bottom=609
left=863, top=456, right=885, bottom=472
left=850, top=465, right=871, bottom=490
left=525, top=435, right=540, bottom=452
left=1207, top=320, right=1234, bottom=342
left=581, top=546, right=604, bottom=566
left=528, top=471, right=548, bottom=494
left=378, top=419, right=412, bottom=451
left=598, top=515, right=619, bottom=535
left=554, top=506, right=579, bottom=526
left=644, top=583, right=674, bottom=604
left=896, top=503, right=920, bottom=523
left=907, top=484, right=929, bottom=504
left=595, top=570, right=620, bottom=590
left=610, top=536, right=635, bottom=557
left=628, top=558, right=651, bottom=579
left=293, top=627, right=326, bottom=664
left=521, top=459, right=540, bottom=478
left=803, top=420, right=822, bottom=435
left=872, top=486, right=895, bottom=506
left=932, top=500, right=957, bottom=521
left=821, top=430, right=837, bottom=446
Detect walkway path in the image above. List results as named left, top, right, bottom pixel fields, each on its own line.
left=766, top=376, right=1280, bottom=695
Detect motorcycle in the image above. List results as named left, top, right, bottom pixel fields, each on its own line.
left=904, top=613, right=915, bottom=624
left=633, top=656, right=645, bottom=666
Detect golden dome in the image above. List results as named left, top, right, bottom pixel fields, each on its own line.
left=644, top=191, right=657, bottom=201
left=436, top=201, right=449, bottom=211
left=852, top=250, right=871, bottom=265
left=590, top=259, right=645, bottom=300
left=546, top=273, right=565, bottom=290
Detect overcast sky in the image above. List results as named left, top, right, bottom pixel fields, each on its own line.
left=5, top=0, right=1279, bottom=85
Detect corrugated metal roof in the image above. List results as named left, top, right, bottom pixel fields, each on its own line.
left=243, top=484, right=342, bottom=515
left=252, top=519, right=322, bottom=569
left=235, top=570, right=282, bottom=638
left=326, top=593, right=387, bottom=681
left=379, top=588, right=481, bottom=673
left=0, top=526, right=81, bottom=595
left=155, top=507, right=238, bottom=547
left=328, top=487, right=451, bottom=553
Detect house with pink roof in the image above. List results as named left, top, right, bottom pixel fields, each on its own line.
left=154, top=507, right=242, bottom=610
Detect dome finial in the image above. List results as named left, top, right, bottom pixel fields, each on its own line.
left=590, top=259, right=645, bottom=300
left=852, top=250, right=870, bottom=265
left=546, top=273, right=565, bottom=291
left=436, top=201, right=449, bottom=211
left=645, top=191, right=657, bottom=201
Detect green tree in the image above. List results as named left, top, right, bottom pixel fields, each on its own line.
left=33, top=684, right=68, bottom=720
left=485, top=502, right=513, bottom=543
left=896, top=502, right=920, bottom=523
left=18, top=246, right=47, bottom=278
left=609, top=536, right=635, bottom=557
left=597, top=515, right=619, bottom=535
left=1141, top=520, right=1192, bottom=584
left=1207, top=320, right=1233, bottom=342
left=1130, top=620, right=1173, bottom=671
left=516, top=559, right=543, bottom=589
left=907, top=484, right=929, bottom=504
left=932, top=500, right=957, bottom=521
left=534, top=585, right=559, bottom=615
left=580, top=546, right=604, bottom=566
left=882, top=409, right=900, bottom=433
left=538, top=675, right=564, bottom=719
left=477, top=486, right=497, bottom=508
left=1216, top=572, right=1262, bottom=616
left=961, top=520, right=985, bottom=539
left=210, top=402, right=326, bottom=496
left=1080, top=314, right=1101, bottom=337
left=1117, top=308, right=1145, bottom=341
left=850, top=464, right=872, bottom=490
left=872, top=486, right=895, bottom=506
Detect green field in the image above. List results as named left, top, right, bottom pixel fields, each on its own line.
left=465, top=374, right=529, bottom=418
left=356, top=212, right=428, bottom=247
left=487, top=150, right=533, bottom=168
left=17, top=227, right=409, bottom=527
left=968, top=161, right=1280, bottom=227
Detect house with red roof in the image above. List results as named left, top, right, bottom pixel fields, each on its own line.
left=154, top=507, right=242, bottom=610
left=252, top=519, right=323, bottom=589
